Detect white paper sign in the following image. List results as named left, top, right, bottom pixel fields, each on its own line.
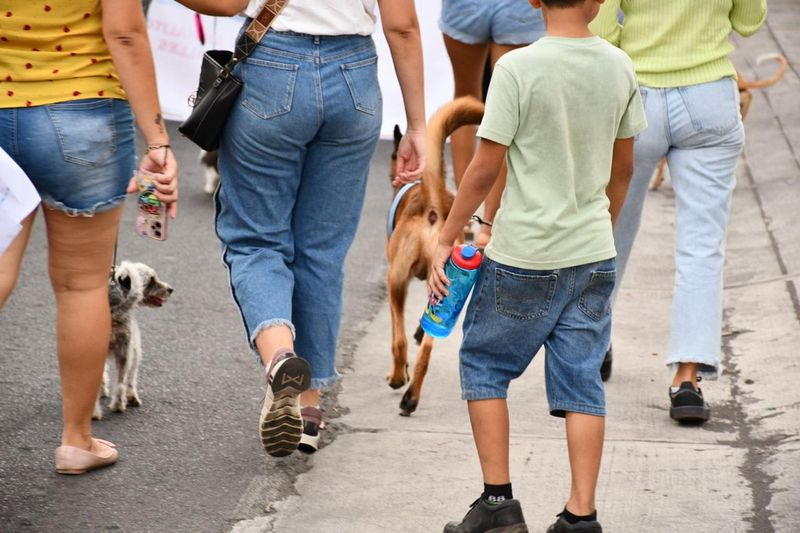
left=0, top=148, right=40, bottom=253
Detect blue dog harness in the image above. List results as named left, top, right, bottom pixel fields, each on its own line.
left=386, top=180, right=421, bottom=239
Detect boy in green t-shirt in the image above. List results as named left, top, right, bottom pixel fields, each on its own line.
left=430, top=1, right=647, bottom=532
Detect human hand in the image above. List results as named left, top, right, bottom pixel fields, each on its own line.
left=128, top=146, right=179, bottom=218
left=428, top=241, right=453, bottom=302
left=392, top=127, right=425, bottom=187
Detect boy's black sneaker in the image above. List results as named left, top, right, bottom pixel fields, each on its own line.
left=443, top=498, right=528, bottom=533
left=600, top=345, right=613, bottom=382
left=669, top=381, right=710, bottom=422
left=546, top=514, right=602, bottom=532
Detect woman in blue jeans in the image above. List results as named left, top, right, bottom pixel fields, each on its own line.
left=591, top=0, right=767, bottom=423
left=177, top=0, right=425, bottom=456
left=0, top=0, right=177, bottom=474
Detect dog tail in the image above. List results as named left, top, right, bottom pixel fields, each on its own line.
left=422, top=96, right=485, bottom=222
left=738, top=54, right=788, bottom=89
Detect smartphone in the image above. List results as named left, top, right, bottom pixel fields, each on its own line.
left=135, top=170, right=167, bottom=241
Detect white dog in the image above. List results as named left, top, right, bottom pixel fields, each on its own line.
left=199, top=149, right=220, bottom=194
left=93, top=261, right=173, bottom=420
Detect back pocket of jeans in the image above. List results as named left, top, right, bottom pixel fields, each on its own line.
left=495, top=267, right=557, bottom=320
left=46, top=99, right=116, bottom=167
left=242, top=58, right=299, bottom=119
left=578, top=269, right=616, bottom=321
left=679, top=78, right=739, bottom=135
left=341, top=56, right=380, bottom=115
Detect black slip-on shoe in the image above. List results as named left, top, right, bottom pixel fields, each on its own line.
left=443, top=498, right=528, bottom=533
left=546, top=515, right=602, bottom=533
left=600, top=345, right=613, bottom=382
left=669, top=381, right=710, bottom=422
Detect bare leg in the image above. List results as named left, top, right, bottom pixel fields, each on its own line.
left=443, top=35, right=488, bottom=187
left=44, top=206, right=122, bottom=450
left=0, top=210, right=36, bottom=309
left=254, top=326, right=319, bottom=406
left=564, top=412, right=605, bottom=516
left=672, top=362, right=700, bottom=389
left=467, top=399, right=510, bottom=485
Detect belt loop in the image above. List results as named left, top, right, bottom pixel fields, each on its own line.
left=313, top=35, right=320, bottom=45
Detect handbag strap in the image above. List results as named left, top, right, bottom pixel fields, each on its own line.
left=233, top=0, right=290, bottom=61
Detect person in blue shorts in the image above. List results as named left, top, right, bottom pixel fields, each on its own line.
left=439, top=0, right=545, bottom=247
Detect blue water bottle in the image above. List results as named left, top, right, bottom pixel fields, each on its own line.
left=420, top=244, right=483, bottom=338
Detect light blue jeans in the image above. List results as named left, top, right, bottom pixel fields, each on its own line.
left=214, top=29, right=382, bottom=389
left=613, top=77, right=745, bottom=379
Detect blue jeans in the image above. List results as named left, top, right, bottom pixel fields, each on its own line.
left=613, top=78, right=745, bottom=379
left=0, top=98, right=135, bottom=216
left=460, top=257, right=616, bottom=417
left=215, top=30, right=382, bottom=390
left=439, top=0, right=545, bottom=45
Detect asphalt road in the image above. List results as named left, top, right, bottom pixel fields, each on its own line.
left=0, top=123, right=394, bottom=533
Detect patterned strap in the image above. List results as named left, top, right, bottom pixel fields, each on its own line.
left=234, top=0, right=290, bottom=60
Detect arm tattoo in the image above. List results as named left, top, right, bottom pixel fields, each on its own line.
left=155, top=112, right=164, bottom=133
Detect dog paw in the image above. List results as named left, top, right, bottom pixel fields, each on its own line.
left=399, top=388, right=419, bottom=416
left=126, top=392, right=142, bottom=407
left=386, top=372, right=407, bottom=390
left=92, top=405, right=103, bottom=420
left=109, top=397, right=127, bottom=413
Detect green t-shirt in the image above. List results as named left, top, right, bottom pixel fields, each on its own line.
left=478, top=36, right=647, bottom=271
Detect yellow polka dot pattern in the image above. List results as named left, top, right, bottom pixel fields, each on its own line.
left=0, top=1, right=126, bottom=108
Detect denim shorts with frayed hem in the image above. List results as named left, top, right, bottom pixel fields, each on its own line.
left=0, top=98, right=135, bottom=217
left=459, top=257, right=615, bottom=418
left=439, top=0, right=545, bottom=46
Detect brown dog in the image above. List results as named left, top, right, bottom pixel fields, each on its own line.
left=385, top=96, right=484, bottom=416
left=650, top=53, right=788, bottom=191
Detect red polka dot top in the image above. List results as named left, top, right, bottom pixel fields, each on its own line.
left=0, top=1, right=126, bottom=108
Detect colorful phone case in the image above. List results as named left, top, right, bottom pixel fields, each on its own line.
left=135, top=171, right=167, bottom=241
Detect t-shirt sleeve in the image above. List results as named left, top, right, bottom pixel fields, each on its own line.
left=617, top=84, right=647, bottom=139
left=588, top=0, right=622, bottom=47
left=476, top=64, right=519, bottom=146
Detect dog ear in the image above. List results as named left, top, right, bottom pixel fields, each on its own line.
left=118, top=274, right=132, bottom=293
left=393, top=124, right=403, bottom=153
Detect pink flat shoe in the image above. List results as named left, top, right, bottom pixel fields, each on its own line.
left=55, top=438, right=119, bottom=475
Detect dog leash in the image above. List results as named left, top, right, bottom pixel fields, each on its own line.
left=386, top=180, right=421, bottom=239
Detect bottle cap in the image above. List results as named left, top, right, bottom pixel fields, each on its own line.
left=461, top=244, right=477, bottom=259
left=452, top=244, right=483, bottom=270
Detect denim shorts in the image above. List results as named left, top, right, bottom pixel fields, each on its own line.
left=0, top=98, right=135, bottom=216
left=439, top=0, right=545, bottom=45
left=459, top=257, right=616, bottom=417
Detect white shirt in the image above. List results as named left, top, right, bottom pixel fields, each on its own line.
left=244, top=0, right=377, bottom=36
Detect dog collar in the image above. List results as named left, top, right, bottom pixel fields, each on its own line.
left=387, top=180, right=421, bottom=239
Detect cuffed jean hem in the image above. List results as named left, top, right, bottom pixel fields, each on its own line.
left=462, top=389, right=508, bottom=401
left=667, top=359, right=719, bottom=381
left=249, top=319, right=296, bottom=366
left=310, top=373, right=341, bottom=392
left=549, top=401, right=606, bottom=419
left=42, top=192, right=127, bottom=217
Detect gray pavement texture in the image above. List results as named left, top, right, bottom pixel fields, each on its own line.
left=1, top=4, right=799, bottom=533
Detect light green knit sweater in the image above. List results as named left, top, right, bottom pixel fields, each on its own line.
left=589, top=0, right=767, bottom=88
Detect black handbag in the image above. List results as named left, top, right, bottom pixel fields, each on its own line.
left=178, top=0, right=289, bottom=150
